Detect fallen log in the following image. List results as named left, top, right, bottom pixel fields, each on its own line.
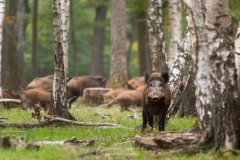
left=0, top=99, right=21, bottom=104
left=0, top=116, right=125, bottom=128
left=81, top=88, right=111, bottom=105
left=133, top=133, right=201, bottom=150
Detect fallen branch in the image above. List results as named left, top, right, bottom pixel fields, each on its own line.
left=0, top=116, right=125, bottom=128
left=0, top=99, right=21, bottom=104
left=31, top=137, right=94, bottom=146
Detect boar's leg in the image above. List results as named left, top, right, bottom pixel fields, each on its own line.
left=148, top=113, right=154, bottom=129
left=142, top=109, right=148, bottom=132
left=159, top=111, right=167, bottom=131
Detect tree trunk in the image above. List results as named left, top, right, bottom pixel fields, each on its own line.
left=166, top=28, right=191, bottom=121
left=147, top=0, right=168, bottom=73
left=91, top=0, right=106, bottom=76
left=51, top=0, right=74, bottom=120
left=168, top=0, right=182, bottom=68
left=185, top=0, right=240, bottom=149
left=108, top=0, right=128, bottom=89
left=135, top=11, right=150, bottom=75
left=205, top=0, right=240, bottom=149
left=235, top=22, right=240, bottom=91
left=69, top=0, right=78, bottom=75
left=0, top=0, right=6, bottom=99
left=32, top=0, right=38, bottom=78
left=2, top=0, right=25, bottom=90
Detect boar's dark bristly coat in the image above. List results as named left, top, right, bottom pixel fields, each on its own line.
left=142, top=71, right=171, bottom=132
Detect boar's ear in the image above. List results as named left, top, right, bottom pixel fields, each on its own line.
left=162, top=72, right=169, bottom=83
left=144, top=72, right=150, bottom=83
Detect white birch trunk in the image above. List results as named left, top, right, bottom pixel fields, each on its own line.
left=168, top=0, right=182, bottom=68
left=184, top=0, right=212, bottom=130
left=235, top=22, right=240, bottom=85
left=0, top=0, right=5, bottom=99
left=205, top=0, right=239, bottom=149
left=52, top=0, right=72, bottom=119
left=147, top=0, right=168, bottom=72
left=166, top=27, right=191, bottom=120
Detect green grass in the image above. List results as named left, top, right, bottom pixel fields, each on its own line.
left=0, top=105, right=238, bottom=160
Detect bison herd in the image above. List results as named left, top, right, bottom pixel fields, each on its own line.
left=2, top=71, right=172, bottom=132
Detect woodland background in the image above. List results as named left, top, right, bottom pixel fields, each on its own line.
left=2, top=0, right=239, bottom=87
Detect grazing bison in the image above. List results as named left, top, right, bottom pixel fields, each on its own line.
left=67, top=75, right=107, bottom=108
left=125, top=76, right=145, bottom=90
left=142, top=71, right=171, bottom=132
left=20, top=88, right=51, bottom=110
left=27, top=75, right=71, bottom=91
left=101, top=90, right=143, bottom=111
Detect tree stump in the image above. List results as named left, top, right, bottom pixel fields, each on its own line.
left=81, top=88, right=111, bottom=105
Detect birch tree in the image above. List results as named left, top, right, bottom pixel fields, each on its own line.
left=168, top=0, right=182, bottom=68
left=51, top=0, right=74, bottom=120
left=184, top=0, right=240, bottom=149
left=147, top=0, right=168, bottom=73
left=166, top=28, right=191, bottom=121
left=108, top=0, right=128, bottom=89
left=0, top=0, right=5, bottom=99
left=235, top=22, right=240, bottom=90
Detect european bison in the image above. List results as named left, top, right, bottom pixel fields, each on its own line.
left=67, top=75, right=107, bottom=108
left=20, top=88, right=51, bottom=110
left=102, top=90, right=143, bottom=111
left=142, top=71, right=171, bottom=132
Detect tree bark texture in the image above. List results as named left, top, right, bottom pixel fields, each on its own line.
left=168, top=0, right=182, bottom=68
left=91, top=0, right=106, bottom=76
left=166, top=28, right=191, bottom=121
left=2, top=0, right=25, bottom=90
left=0, top=0, right=5, bottom=99
left=184, top=0, right=212, bottom=132
left=185, top=0, right=240, bottom=149
left=204, top=0, right=240, bottom=149
left=109, top=0, right=128, bottom=89
left=147, top=0, right=168, bottom=73
left=52, top=0, right=73, bottom=119
left=32, top=0, right=38, bottom=78
left=135, top=11, right=151, bottom=75
left=235, top=22, right=240, bottom=91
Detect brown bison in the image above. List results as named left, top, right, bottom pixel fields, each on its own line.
left=142, top=71, right=171, bottom=132
left=20, top=88, right=51, bottom=110
left=67, top=75, right=107, bottom=108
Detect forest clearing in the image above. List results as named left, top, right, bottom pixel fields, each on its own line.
left=0, top=0, right=240, bottom=159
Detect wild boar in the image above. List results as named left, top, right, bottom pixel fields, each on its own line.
left=27, top=75, right=71, bottom=91
left=101, top=90, right=143, bottom=111
left=125, top=76, right=145, bottom=90
left=142, top=71, right=171, bottom=132
left=102, top=89, right=126, bottom=104
left=27, top=75, right=54, bottom=91
left=20, top=88, right=51, bottom=110
left=2, top=89, right=18, bottom=99
left=67, top=75, right=107, bottom=108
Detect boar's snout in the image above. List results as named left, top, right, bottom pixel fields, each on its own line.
left=147, top=94, right=164, bottom=102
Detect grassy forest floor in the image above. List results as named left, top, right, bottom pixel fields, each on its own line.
left=0, top=103, right=239, bottom=160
